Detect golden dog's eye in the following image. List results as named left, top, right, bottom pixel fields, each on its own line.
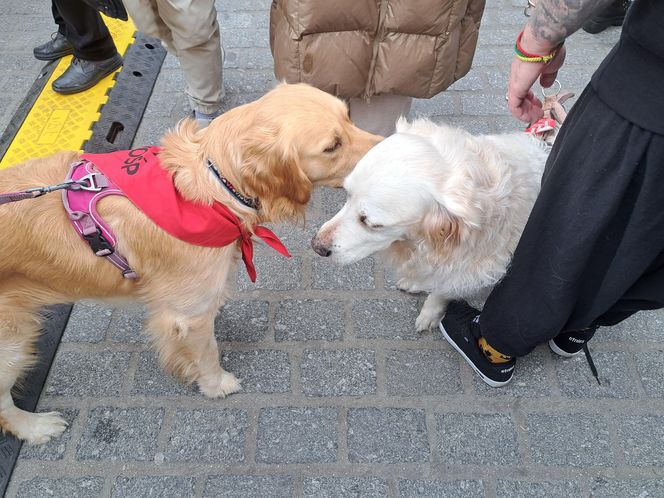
left=324, top=138, right=342, bottom=153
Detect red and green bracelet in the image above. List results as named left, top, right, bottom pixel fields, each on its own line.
left=514, top=31, right=562, bottom=63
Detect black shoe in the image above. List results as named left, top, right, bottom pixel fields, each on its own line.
left=34, top=32, right=74, bottom=61
left=582, top=0, right=631, bottom=34
left=52, top=53, right=123, bottom=95
left=439, top=301, right=516, bottom=387
left=549, top=326, right=598, bottom=357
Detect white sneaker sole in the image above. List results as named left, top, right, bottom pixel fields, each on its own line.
left=439, top=322, right=512, bottom=388
left=548, top=339, right=582, bottom=358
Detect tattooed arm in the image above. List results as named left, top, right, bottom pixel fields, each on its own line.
left=507, top=0, right=613, bottom=123
left=528, top=0, right=614, bottom=45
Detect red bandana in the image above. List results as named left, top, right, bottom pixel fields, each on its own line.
left=81, top=146, right=290, bottom=282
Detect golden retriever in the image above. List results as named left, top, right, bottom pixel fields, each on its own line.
left=312, top=118, right=547, bottom=331
left=0, top=83, right=380, bottom=444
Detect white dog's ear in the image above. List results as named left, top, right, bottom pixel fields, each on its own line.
left=422, top=163, right=488, bottom=247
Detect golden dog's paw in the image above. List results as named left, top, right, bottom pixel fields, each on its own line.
left=198, top=371, right=243, bottom=399
left=6, top=410, right=68, bottom=445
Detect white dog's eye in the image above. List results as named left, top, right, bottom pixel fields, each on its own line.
left=359, top=214, right=383, bottom=229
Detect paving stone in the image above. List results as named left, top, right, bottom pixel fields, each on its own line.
left=224, top=69, right=276, bottom=94
left=398, top=479, right=484, bottom=497
left=237, top=253, right=302, bottom=291
left=442, top=115, right=494, bottom=135
left=45, top=351, right=131, bottom=396
left=313, top=186, right=347, bottom=220
left=111, top=476, right=196, bottom=498
left=312, top=257, right=375, bottom=290
left=222, top=28, right=270, bottom=49
left=223, top=48, right=273, bottom=70
left=353, top=299, right=421, bottom=340
left=595, top=309, right=664, bottom=343
left=473, top=348, right=551, bottom=397
left=275, top=299, right=345, bottom=341
left=462, top=93, right=511, bottom=116
left=256, top=407, right=338, bottom=463
left=19, top=408, right=78, bottom=460
left=615, top=415, right=664, bottom=466
left=15, top=477, right=104, bottom=498
left=437, top=413, right=520, bottom=465
left=303, top=477, right=389, bottom=497
left=221, top=350, right=291, bottom=393
left=215, top=299, right=269, bottom=342
left=165, top=408, right=247, bottom=463
left=107, top=305, right=147, bottom=343
left=348, top=408, right=429, bottom=463
left=219, top=11, right=270, bottom=29
left=447, top=69, right=486, bottom=91
left=61, top=300, right=113, bottom=342
left=496, top=480, right=581, bottom=498
left=386, top=349, right=462, bottom=395
left=525, top=413, right=613, bottom=466
left=555, top=351, right=637, bottom=399
left=412, top=94, right=458, bottom=116
left=589, top=477, right=664, bottom=498
left=635, top=350, right=664, bottom=397
left=203, top=475, right=293, bottom=498
left=131, top=351, right=197, bottom=396
left=77, top=407, right=164, bottom=461
left=265, top=221, right=318, bottom=253
left=301, top=349, right=377, bottom=396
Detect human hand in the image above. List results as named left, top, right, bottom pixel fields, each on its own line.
left=507, top=29, right=566, bottom=123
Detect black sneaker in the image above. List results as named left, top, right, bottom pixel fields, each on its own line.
left=582, top=0, right=631, bottom=34
left=440, top=301, right=516, bottom=387
left=548, top=326, right=598, bottom=357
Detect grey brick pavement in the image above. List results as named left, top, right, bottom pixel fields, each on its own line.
left=4, top=0, right=663, bottom=497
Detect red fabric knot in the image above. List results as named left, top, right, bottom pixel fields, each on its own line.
left=81, top=146, right=291, bottom=282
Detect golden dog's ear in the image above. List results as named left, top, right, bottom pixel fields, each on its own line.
left=239, top=125, right=312, bottom=221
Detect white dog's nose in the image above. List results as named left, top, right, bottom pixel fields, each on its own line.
left=311, top=235, right=332, bottom=257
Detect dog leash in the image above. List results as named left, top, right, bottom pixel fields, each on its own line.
left=0, top=173, right=104, bottom=205
left=524, top=80, right=575, bottom=147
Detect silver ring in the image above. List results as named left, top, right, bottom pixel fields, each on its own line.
left=541, top=79, right=561, bottom=98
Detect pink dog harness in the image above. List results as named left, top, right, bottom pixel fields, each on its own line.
left=62, top=160, right=139, bottom=279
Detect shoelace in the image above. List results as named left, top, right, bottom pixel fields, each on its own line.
left=582, top=343, right=601, bottom=385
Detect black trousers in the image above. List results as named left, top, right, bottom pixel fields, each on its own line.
left=52, top=0, right=117, bottom=61
left=480, top=86, right=664, bottom=357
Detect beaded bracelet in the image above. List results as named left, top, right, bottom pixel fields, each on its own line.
left=514, top=31, right=562, bottom=63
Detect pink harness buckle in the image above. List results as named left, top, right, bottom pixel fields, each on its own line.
left=62, top=160, right=139, bottom=279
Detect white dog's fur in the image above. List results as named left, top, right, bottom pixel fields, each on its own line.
left=312, top=118, right=548, bottom=330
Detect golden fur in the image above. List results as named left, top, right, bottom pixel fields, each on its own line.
left=0, top=83, right=380, bottom=444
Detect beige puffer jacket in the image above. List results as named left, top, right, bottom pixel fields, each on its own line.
left=270, top=0, right=486, bottom=99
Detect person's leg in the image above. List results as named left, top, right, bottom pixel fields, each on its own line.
left=155, top=0, right=224, bottom=118
left=349, top=94, right=412, bottom=136
left=477, top=87, right=664, bottom=358
left=122, top=0, right=176, bottom=51
left=52, top=0, right=117, bottom=61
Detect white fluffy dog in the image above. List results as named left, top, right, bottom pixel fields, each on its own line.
left=312, top=118, right=548, bottom=331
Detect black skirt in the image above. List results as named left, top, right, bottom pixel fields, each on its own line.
left=480, top=86, right=664, bottom=357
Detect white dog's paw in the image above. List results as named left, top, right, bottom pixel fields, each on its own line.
left=4, top=410, right=68, bottom=445
left=396, top=278, right=421, bottom=294
left=415, top=307, right=445, bottom=332
left=198, top=371, right=242, bottom=399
